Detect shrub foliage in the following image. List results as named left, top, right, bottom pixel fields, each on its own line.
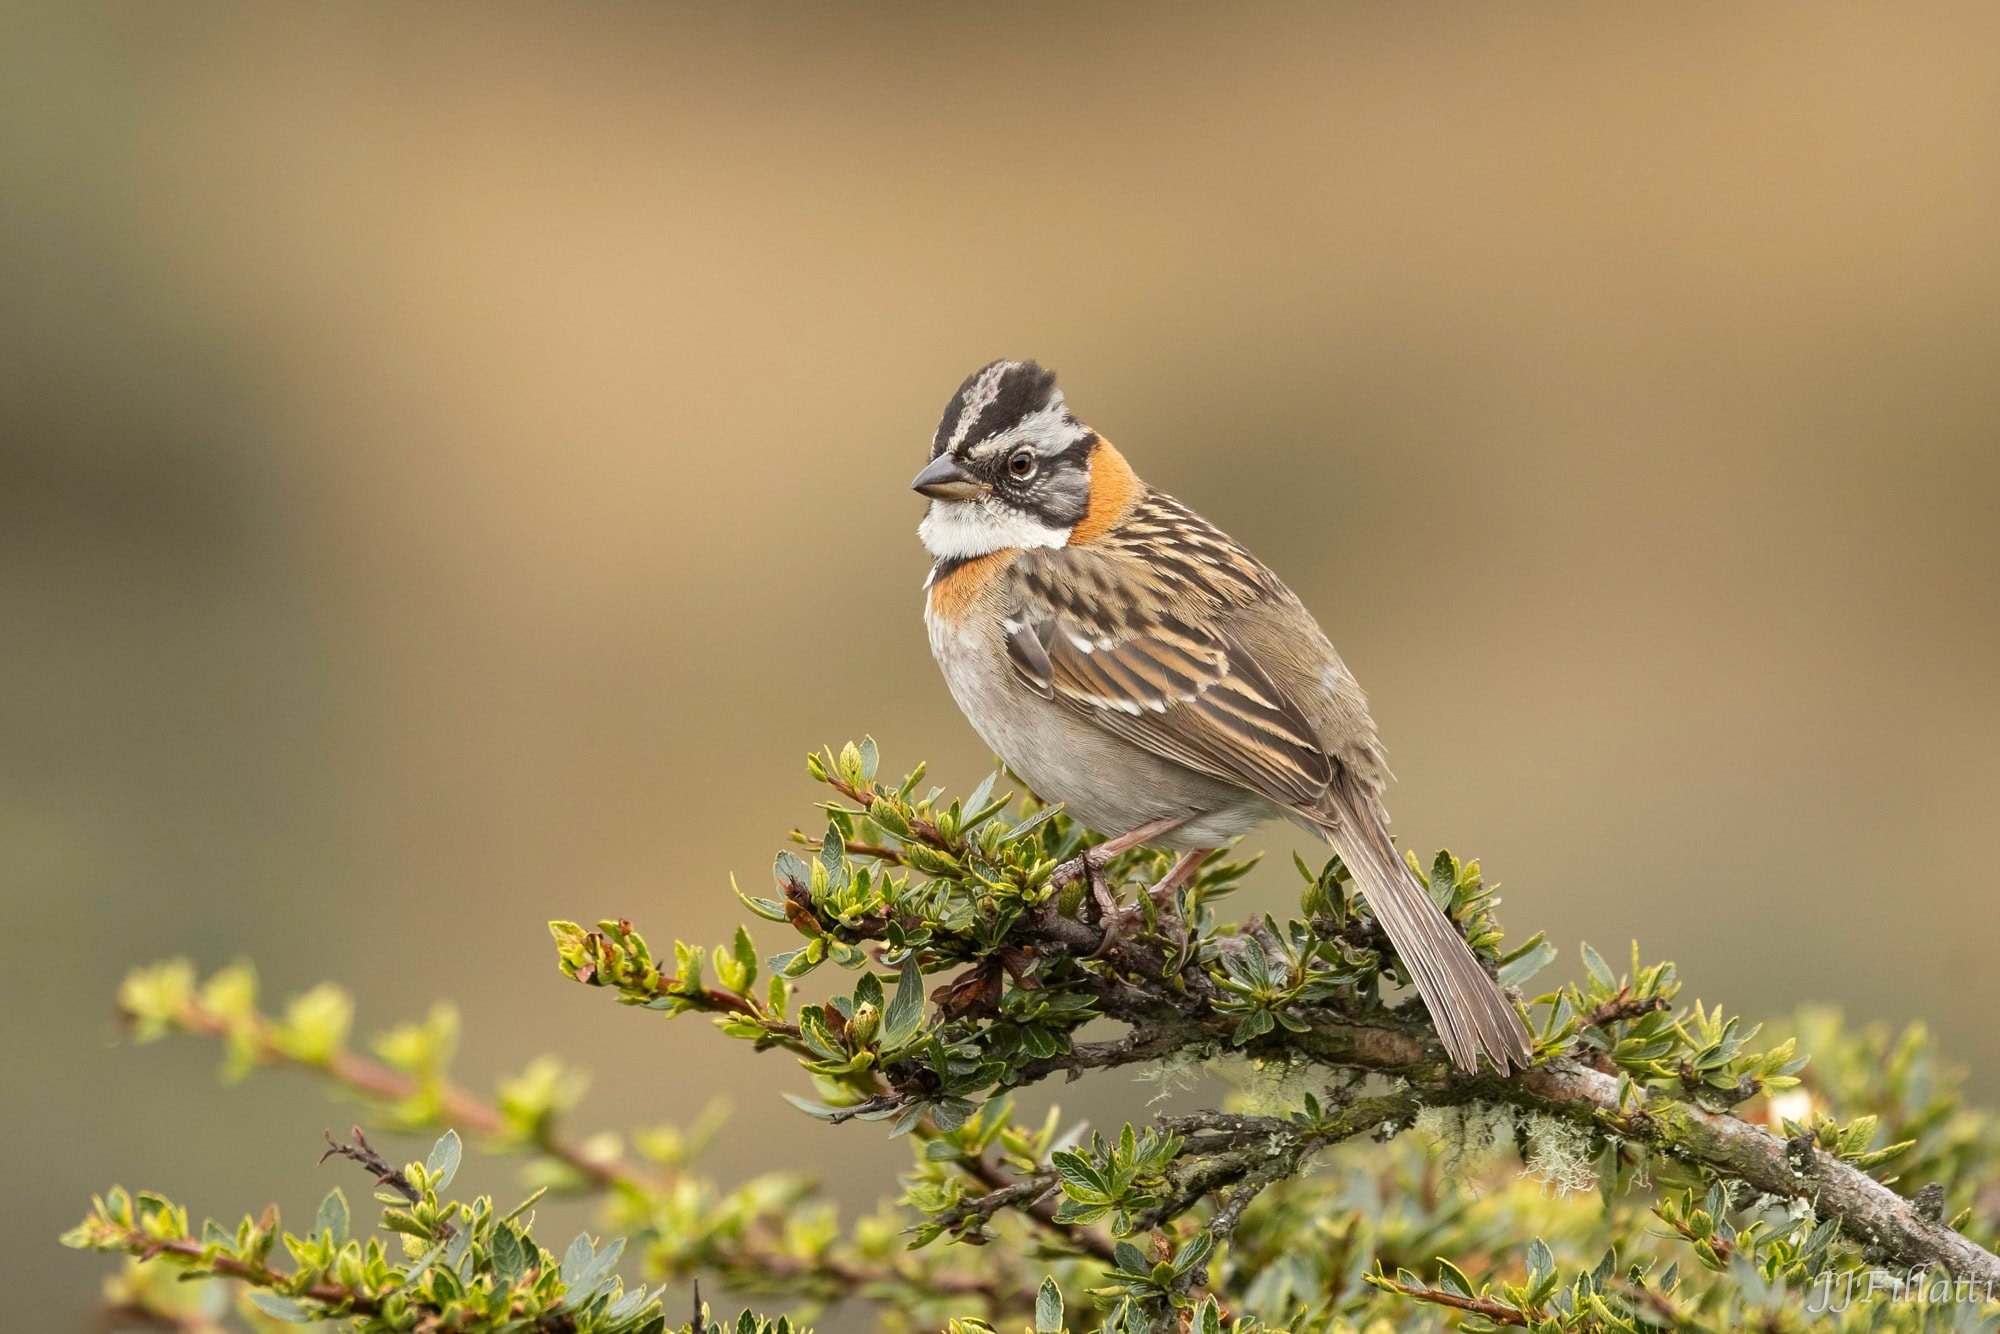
left=68, top=741, right=2000, bottom=1332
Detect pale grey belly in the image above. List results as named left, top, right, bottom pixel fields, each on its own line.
left=927, top=612, right=1278, bottom=849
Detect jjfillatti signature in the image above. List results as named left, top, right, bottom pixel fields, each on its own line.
left=1804, top=1267, right=1998, bottom=1315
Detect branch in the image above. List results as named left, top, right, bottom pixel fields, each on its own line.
left=958, top=1156, right=1119, bottom=1264
left=573, top=743, right=2000, bottom=1303
left=319, top=1126, right=421, bottom=1204
left=98, top=1228, right=383, bottom=1318
left=135, top=984, right=648, bottom=1194
left=1368, top=1273, right=1532, bottom=1328
left=1020, top=1001, right=2000, bottom=1286
left=116, top=968, right=1042, bottom=1323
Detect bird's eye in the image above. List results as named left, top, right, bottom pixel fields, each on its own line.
left=1007, top=448, right=1037, bottom=479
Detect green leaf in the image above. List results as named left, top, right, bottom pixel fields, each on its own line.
left=774, top=850, right=812, bottom=893
left=1051, top=1149, right=1111, bottom=1202
left=783, top=1093, right=851, bottom=1121
left=562, top=1233, right=594, bottom=1288
left=426, top=1129, right=462, bottom=1192
left=576, top=1236, right=625, bottom=1297
left=1526, top=1236, right=1555, bottom=1288
left=1497, top=935, right=1559, bottom=990
left=605, top=1286, right=652, bottom=1322
left=1580, top=943, right=1616, bottom=992
left=818, top=821, right=846, bottom=882
left=774, top=948, right=820, bottom=980
left=882, top=954, right=925, bottom=1049
left=1051, top=1197, right=1111, bottom=1226
left=404, top=1237, right=448, bottom=1284
left=1036, top=1276, right=1064, bottom=1334
left=859, top=736, right=879, bottom=781
left=314, top=1187, right=348, bottom=1245
left=928, top=1098, right=973, bottom=1132
left=1232, top=1010, right=1275, bottom=1045
left=964, top=769, right=999, bottom=820
left=1000, top=802, right=1062, bottom=844
left=1172, top=1231, right=1214, bottom=1275
left=1434, top=1258, right=1473, bottom=1297
left=733, top=877, right=789, bottom=922
left=247, top=1292, right=315, bottom=1323
left=490, top=1222, right=527, bottom=1283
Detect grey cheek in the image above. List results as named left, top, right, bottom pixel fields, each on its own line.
left=1040, top=475, right=1090, bottom=526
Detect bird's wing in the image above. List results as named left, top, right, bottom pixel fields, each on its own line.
left=1005, top=504, right=1334, bottom=812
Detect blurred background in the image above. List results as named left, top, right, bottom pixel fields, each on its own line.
left=6, top=3, right=1999, bottom=1326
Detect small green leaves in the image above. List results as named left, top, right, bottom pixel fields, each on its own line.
left=1579, top=942, right=1614, bottom=991
left=246, top=1291, right=314, bottom=1322
left=1518, top=940, right=1807, bottom=1103
left=425, top=1130, right=462, bottom=1192
left=1525, top=1235, right=1555, bottom=1290
left=68, top=1133, right=670, bottom=1334
left=1209, top=914, right=1354, bottom=1044
left=882, top=953, right=925, bottom=1050
left=82, top=731, right=2000, bottom=1334
left=1048, top=1124, right=1182, bottom=1235
left=117, top=959, right=197, bottom=1041
left=1035, top=1275, right=1064, bottom=1334
left=1368, top=1235, right=1616, bottom=1331
left=715, top=925, right=760, bottom=995
left=1095, top=1229, right=1214, bottom=1330
left=496, top=1056, right=590, bottom=1147
left=313, top=1187, right=348, bottom=1246
left=733, top=873, right=790, bottom=924
left=1496, top=932, right=1558, bottom=990
left=275, top=983, right=356, bottom=1069
left=561, top=1231, right=626, bottom=1302
left=1653, top=1181, right=1843, bottom=1285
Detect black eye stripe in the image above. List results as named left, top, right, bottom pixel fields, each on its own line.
left=1049, top=434, right=1096, bottom=471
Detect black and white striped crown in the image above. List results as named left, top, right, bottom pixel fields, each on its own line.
left=930, top=360, right=1079, bottom=459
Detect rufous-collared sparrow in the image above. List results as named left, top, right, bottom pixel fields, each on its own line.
left=912, top=359, right=1532, bottom=1073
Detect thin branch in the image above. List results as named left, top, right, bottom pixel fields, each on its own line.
left=1583, top=988, right=1670, bottom=1029
left=1138, top=1096, right=1408, bottom=1237
left=119, top=1231, right=383, bottom=1317
left=1368, top=1274, right=1533, bottom=1327
left=959, top=1156, right=1119, bottom=1264
left=143, top=991, right=648, bottom=1194
left=319, top=1126, right=421, bottom=1204
left=125, top=991, right=1038, bottom=1324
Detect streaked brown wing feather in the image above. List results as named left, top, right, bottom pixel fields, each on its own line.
left=1072, top=632, right=1332, bottom=809
left=1003, top=521, right=1334, bottom=811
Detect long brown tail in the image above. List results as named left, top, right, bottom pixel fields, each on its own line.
left=1314, top=780, right=1532, bottom=1073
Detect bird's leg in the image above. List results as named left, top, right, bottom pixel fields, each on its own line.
left=1087, top=878, right=1129, bottom=958
left=1082, top=815, right=1188, bottom=958
left=1147, top=847, right=1213, bottom=910
left=1093, top=815, right=1188, bottom=860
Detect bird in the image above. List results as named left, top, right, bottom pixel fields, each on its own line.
left=910, top=359, right=1533, bottom=1074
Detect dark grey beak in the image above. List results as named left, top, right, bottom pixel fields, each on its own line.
left=910, top=453, right=985, bottom=501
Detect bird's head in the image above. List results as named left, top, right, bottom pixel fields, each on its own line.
left=912, top=360, right=1115, bottom=561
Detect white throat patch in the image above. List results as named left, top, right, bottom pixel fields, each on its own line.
left=919, top=499, right=1071, bottom=565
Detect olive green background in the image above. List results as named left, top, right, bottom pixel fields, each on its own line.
left=6, top=5, right=1999, bottom=1327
